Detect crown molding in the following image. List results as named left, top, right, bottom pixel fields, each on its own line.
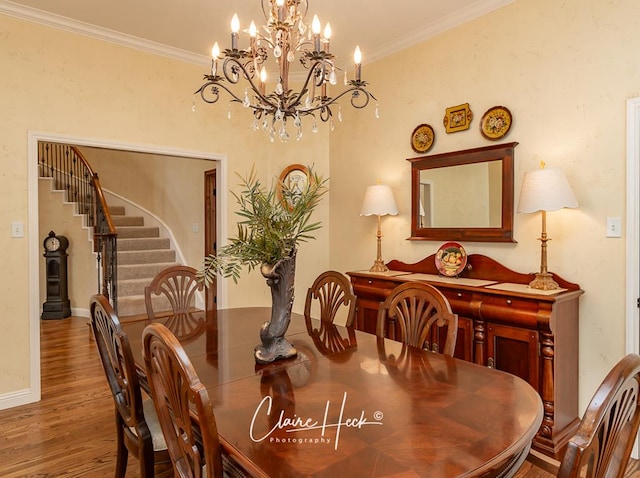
left=0, top=0, right=515, bottom=70
left=366, top=0, right=516, bottom=64
left=0, top=0, right=210, bottom=66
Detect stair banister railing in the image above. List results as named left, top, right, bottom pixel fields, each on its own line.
left=38, top=142, right=119, bottom=313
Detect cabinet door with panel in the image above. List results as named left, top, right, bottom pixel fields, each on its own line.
left=439, top=316, right=473, bottom=361
left=487, top=322, right=539, bottom=389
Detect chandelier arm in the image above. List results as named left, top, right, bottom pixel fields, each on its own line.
left=221, top=57, right=282, bottom=111
left=221, top=57, right=247, bottom=85
left=319, top=107, right=331, bottom=122
left=314, top=64, right=327, bottom=88
left=196, top=79, right=244, bottom=105
left=289, top=60, right=326, bottom=107
left=313, top=85, right=376, bottom=112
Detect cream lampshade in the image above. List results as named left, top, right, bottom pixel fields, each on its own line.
left=517, top=165, right=578, bottom=290
left=361, top=184, right=398, bottom=272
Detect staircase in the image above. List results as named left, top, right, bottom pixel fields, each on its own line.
left=111, top=205, right=179, bottom=317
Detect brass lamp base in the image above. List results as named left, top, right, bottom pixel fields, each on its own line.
left=369, top=259, right=389, bottom=273
left=369, top=215, right=389, bottom=272
left=528, top=272, right=559, bottom=290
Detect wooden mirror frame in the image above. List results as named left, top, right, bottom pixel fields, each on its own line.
left=407, top=142, right=518, bottom=243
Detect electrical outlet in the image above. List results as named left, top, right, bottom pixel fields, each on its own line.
left=192, top=223, right=199, bottom=233
left=11, top=221, right=24, bottom=238
left=606, top=217, right=621, bottom=238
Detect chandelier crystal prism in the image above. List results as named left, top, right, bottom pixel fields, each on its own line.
left=195, top=0, right=377, bottom=142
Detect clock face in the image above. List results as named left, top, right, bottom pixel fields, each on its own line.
left=45, top=237, right=60, bottom=252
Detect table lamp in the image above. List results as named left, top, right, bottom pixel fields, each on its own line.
left=361, top=184, right=398, bottom=272
left=517, top=164, right=578, bottom=290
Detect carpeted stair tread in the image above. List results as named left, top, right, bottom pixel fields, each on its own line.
left=117, top=294, right=177, bottom=317
left=111, top=215, right=144, bottom=227
left=118, top=277, right=154, bottom=296
left=118, top=262, right=180, bottom=281
left=118, top=249, right=176, bottom=265
left=118, top=237, right=170, bottom=251
left=117, top=226, right=160, bottom=239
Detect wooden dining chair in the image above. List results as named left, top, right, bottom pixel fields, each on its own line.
left=376, top=282, right=458, bottom=357
left=517, top=353, right=640, bottom=478
left=144, top=265, right=204, bottom=320
left=142, top=322, right=224, bottom=478
left=303, top=270, right=356, bottom=327
left=89, top=294, right=170, bottom=478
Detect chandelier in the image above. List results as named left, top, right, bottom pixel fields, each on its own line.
left=195, top=0, right=377, bottom=142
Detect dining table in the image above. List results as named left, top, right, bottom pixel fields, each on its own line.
left=122, top=307, right=543, bottom=478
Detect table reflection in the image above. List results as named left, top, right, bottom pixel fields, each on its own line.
left=376, top=338, right=458, bottom=386
left=304, top=316, right=357, bottom=360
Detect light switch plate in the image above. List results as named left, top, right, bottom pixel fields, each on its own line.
left=606, top=217, right=621, bottom=238
left=11, top=221, right=24, bottom=238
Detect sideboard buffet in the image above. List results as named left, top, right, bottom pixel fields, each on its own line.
left=347, top=253, right=583, bottom=460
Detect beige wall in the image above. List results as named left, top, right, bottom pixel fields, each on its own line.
left=0, top=13, right=331, bottom=399
left=329, top=0, right=640, bottom=409
left=2, top=0, right=640, bottom=413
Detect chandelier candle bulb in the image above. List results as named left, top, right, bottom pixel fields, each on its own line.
left=276, top=0, right=285, bottom=22
left=260, top=67, right=267, bottom=95
left=231, top=13, right=240, bottom=50
left=211, top=42, right=220, bottom=76
left=354, top=46, right=362, bottom=81
left=312, top=15, right=321, bottom=51
left=249, top=21, right=257, bottom=50
left=323, top=23, right=331, bottom=53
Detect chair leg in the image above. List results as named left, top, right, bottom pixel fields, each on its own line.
left=139, top=440, right=155, bottom=478
left=114, top=416, right=128, bottom=478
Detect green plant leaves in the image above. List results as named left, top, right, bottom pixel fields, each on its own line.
left=197, top=165, right=327, bottom=285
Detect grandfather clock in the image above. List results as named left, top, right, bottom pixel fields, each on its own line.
left=41, top=231, right=71, bottom=320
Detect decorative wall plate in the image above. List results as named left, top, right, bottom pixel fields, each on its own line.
left=435, top=241, right=467, bottom=277
left=443, top=103, right=473, bottom=133
left=480, top=106, right=513, bottom=140
left=410, top=124, right=435, bottom=153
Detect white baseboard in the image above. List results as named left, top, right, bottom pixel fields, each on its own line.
left=0, top=388, right=39, bottom=411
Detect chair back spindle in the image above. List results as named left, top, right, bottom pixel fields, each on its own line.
left=304, top=270, right=356, bottom=327
left=376, top=282, right=458, bottom=357
left=144, top=265, right=204, bottom=320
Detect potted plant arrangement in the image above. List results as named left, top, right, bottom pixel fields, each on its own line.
left=199, top=165, right=327, bottom=363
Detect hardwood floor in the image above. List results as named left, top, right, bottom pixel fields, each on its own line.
left=0, top=316, right=171, bottom=478
left=0, top=315, right=638, bottom=477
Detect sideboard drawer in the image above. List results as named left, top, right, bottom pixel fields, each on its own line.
left=479, top=295, right=543, bottom=327
left=438, top=288, right=478, bottom=318
left=351, top=276, right=399, bottom=300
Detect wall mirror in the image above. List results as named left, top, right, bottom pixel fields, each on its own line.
left=407, top=142, right=517, bottom=242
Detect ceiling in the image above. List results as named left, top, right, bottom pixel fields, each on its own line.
left=0, top=0, right=514, bottom=70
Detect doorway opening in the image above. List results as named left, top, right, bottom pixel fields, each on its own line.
left=26, top=131, right=227, bottom=408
